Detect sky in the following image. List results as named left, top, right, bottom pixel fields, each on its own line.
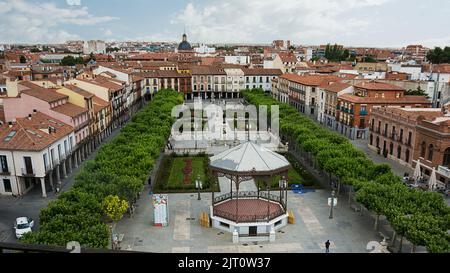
left=0, top=0, right=449, bottom=48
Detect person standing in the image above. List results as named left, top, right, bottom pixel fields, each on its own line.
left=325, top=240, right=331, bottom=253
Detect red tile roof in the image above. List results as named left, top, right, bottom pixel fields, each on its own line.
left=0, top=112, right=73, bottom=151
left=280, top=74, right=342, bottom=86
left=64, top=84, right=94, bottom=99
left=242, top=68, right=283, bottom=76
left=354, top=81, right=405, bottom=91
left=338, top=94, right=431, bottom=104
left=52, top=103, right=88, bottom=118
left=191, top=66, right=226, bottom=75
left=19, top=81, right=68, bottom=103
left=373, top=107, right=444, bottom=121
left=278, top=52, right=297, bottom=63
left=92, top=96, right=110, bottom=114
left=321, top=82, right=352, bottom=93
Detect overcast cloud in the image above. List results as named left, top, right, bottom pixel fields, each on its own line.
left=0, top=0, right=449, bottom=48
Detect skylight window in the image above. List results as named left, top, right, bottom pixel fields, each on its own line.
left=4, top=131, right=17, bottom=142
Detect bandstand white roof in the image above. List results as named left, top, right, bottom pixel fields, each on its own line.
left=210, top=142, right=290, bottom=174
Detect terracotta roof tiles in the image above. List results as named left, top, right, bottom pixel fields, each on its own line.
left=0, top=112, right=73, bottom=151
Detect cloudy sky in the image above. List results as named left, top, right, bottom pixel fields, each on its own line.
left=0, top=0, right=449, bottom=47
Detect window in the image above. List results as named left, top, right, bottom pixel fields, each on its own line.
left=443, top=147, right=450, bottom=167
left=58, top=144, right=62, bottom=159
left=69, top=136, right=73, bottom=149
left=405, top=149, right=410, bottom=163
left=50, top=149, right=55, bottom=164
left=428, top=144, right=434, bottom=161
left=420, top=142, right=426, bottom=158
left=43, top=154, right=49, bottom=171
left=3, top=179, right=12, bottom=193
left=0, top=155, right=8, bottom=173
left=390, top=143, right=394, bottom=155
left=397, top=146, right=402, bottom=159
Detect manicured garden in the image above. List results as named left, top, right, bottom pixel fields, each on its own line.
left=243, top=88, right=450, bottom=253
left=21, top=90, right=184, bottom=248
left=154, top=155, right=214, bottom=192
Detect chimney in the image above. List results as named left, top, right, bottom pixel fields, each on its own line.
left=33, top=109, right=37, bottom=114
left=28, top=114, right=32, bottom=120
left=48, top=126, right=52, bottom=134
left=8, top=121, right=13, bottom=128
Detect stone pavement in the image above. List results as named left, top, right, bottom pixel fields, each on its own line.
left=116, top=188, right=384, bottom=253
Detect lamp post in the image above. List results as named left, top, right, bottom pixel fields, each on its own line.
left=196, top=175, right=202, bottom=201
left=329, top=190, right=336, bottom=219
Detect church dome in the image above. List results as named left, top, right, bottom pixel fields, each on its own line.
left=178, top=33, right=192, bottom=51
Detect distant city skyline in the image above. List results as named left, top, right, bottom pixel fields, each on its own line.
left=0, top=0, right=449, bottom=48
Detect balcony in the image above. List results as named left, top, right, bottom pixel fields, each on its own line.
left=0, top=169, right=11, bottom=175
left=21, top=167, right=36, bottom=177
left=360, top=110, right=368, bottom=116
left=74, top=120, right=90, bottom=132
left=438, top=166, right=450, bottom=178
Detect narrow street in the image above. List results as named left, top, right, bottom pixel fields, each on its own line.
left=0, top=124, right=124, bottom=243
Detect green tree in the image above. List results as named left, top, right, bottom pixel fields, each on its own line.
left=405, top=86, right=428, bottom=96
left=19, top=55, right=27, bottom=63
left=60, top=56, right=84, bottom=66
left=102, top=195, right=129, bottom=224
left=427, top=47, right=450, bottom=64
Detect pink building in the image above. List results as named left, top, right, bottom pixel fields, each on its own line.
left=3, top=81, right=89, bottom=145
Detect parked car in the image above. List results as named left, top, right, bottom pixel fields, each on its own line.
left=14, top=217, right=34, bottom=239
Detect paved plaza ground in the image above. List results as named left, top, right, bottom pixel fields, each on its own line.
left=116, top=184, right=385, bottom=253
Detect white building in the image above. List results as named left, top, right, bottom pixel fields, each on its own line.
left=83, top=40, right=106, bottom=55
left=194, top=44, right=216, bottom=55
left=0, top=112, right=75, bottom=197
left=224, top=68, right=245, bottom=93
left=317, top=82, right=353, bottom=128
left=224, top=55, right=250, bottom=65
left=242, top=68, right=283, bottom=92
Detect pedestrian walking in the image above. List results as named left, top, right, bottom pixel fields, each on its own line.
left=325, top=240, right=331, bottom=253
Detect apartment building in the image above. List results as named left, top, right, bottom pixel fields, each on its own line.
left=336, top=81, right=432, bottom=140
left=0, top=112, right=75, bottom=197
left=242, top=68, right=282, bottom=92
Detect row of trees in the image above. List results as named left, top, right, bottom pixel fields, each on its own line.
left=242, top=89, right=450, bottom=253
left=427, top=47, right=450, bottom=64
left=22, top=90, right=184, bottom=248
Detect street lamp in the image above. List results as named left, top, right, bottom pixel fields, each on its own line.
left=196, top=175, right=202, bottom=201
left=329, top=190, right=336, bottom=219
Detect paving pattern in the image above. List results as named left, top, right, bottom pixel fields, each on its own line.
left=116, top=188, right=384, bottom=253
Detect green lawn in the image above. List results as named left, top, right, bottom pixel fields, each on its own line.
left=167, top=157, right=206, bottom=189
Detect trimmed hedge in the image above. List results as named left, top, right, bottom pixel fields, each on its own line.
left=243, top=89, right=450, bottom=253
left=22, top=90, right=183, bottom=248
